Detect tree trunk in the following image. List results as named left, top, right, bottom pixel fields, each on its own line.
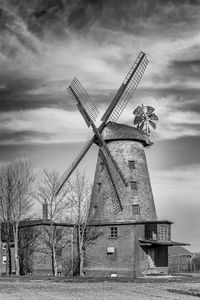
left=71, top=227, right=74, bottom=276
left=77, top=226, right=80, bottom=276
left=52, top=244, right=58, bottom=276
left=51, top=250, right=55, bottom=276
left=13, top=224, right=19, bottom=275
left=79, top=248, right=84, bottom=277
left=5, top=223, right=12, bottom=275
left=6, top=243, right=12, bottom=275
left=50, top=223, right=58, bottom=277
left=76, top=225, right=84, bottom=276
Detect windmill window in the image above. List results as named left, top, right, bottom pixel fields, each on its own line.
left=100, top=162, right=104, bottom=171
left=97, top=183, right=101, bottom=193
left=160, top=226, right=169, bottom=242
left=128, top=160, right=136, bottom=169
left=93, top=205, right=98, bottom=216
left=132, top=204, right=140, bottom=215
left=130, top=181, right=137, bottom=190
left=110, top=227, right=118, bottom=238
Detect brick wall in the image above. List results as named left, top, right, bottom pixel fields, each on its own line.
left=86, top=124, right=159, bottom=277
left=83, top=223, right=164, bottom=277
left=169, top=255, right=191, bottom=273
left=84, top=224, right=136, bottom=277
left=89, top=139, right=157, bottom=223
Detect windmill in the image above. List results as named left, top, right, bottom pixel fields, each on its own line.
left=55, top=51, right=149, bottom=215
left=52, top=52, right=190, bottom=279
left=133, top=104, right=158, bottom=135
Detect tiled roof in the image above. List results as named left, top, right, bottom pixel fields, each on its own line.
left=168, top=245, right=192, bottom=256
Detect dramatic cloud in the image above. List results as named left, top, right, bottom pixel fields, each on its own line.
left=0, top=0, right=200, bottom=249
left=0, top=108, right=91, bottom=144
left=1, top=0, right=200, bottom=145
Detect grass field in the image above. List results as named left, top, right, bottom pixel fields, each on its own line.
left=1, top=276, right=200, bottom=299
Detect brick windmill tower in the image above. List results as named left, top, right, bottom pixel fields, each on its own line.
left=56, top=52, right=187, bottom=277
left=89, top=114, right=157, bottom=224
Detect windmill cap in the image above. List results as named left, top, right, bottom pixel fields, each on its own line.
left=101, top=122, right=152, bottom=146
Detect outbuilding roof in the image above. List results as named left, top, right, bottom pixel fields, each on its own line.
left=168, top=245, right=192, bottom=256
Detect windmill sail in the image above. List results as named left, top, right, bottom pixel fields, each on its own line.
left=100, top=146, right=126, bottom=195
left=101, top=51, right=148, bottom=124
left=56, top=84, right=128, bottom=196
left=99, top=148, right=123, bottom=213
left=55, top=137, right=94, bottom=196
left=55, top=52, right=149, bottom=215
left=68, top=81, right=128, bottom=187
left=56, top=78, right=128, bottom=198
left=68, top=77, right=99, bottom=125
left=100, top=142, right=128, bottom=187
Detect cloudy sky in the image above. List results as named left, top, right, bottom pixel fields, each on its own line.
left=0, top=0, right=200, bottom=251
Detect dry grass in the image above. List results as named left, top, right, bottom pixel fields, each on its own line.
left=1, top=276, right=200, bottom=299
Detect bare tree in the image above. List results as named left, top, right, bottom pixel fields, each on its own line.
left=0, top=157, right=34, bottom=275
left=36, top=169, right=70, bottom=276
left=18, top=226, right=40, bottom=275
left=68, top=170, right=101, bottom=276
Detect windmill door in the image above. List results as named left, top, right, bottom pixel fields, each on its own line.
left=147, top=248, right=156, bottom=269
left=145, top=246, right=168, bottom=275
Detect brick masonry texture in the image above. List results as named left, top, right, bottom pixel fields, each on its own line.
left=169, top=255, right=192, bottom=273
left=84, top=224, right=140, bottom=277
left=85, top=123, right=163, bottom=277
left=89, top=123, right=157, bottom=222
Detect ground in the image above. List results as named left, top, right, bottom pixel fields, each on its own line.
left=1, top=275, right=200, bottom=299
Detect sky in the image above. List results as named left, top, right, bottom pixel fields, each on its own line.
left=0, top=0, right=200, bottom=251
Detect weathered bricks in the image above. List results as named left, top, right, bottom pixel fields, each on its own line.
left=85, top=123, right=160, bottom=277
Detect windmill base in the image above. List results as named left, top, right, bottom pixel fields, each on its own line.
left=83, top=220, right=188, bottom=278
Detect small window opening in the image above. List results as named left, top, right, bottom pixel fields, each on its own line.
left=110, top=227, right=118, bottom=238
left=2, top=256, right=7, bottom=264
left=128, top=160, right=136, bottom=169
left=93, top=205, right=98, bottom=216
left=100, top=162, right=104, bottom=171
left=130, top=181, right=137, bottom=190
left=160, top=226, right=169, bottom=242
left=132, top=204, right=140, bottom=215
left=97, top=183, right=101, bottom=193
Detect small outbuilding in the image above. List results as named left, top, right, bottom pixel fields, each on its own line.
left=168, top=246, right=193, bottom=273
